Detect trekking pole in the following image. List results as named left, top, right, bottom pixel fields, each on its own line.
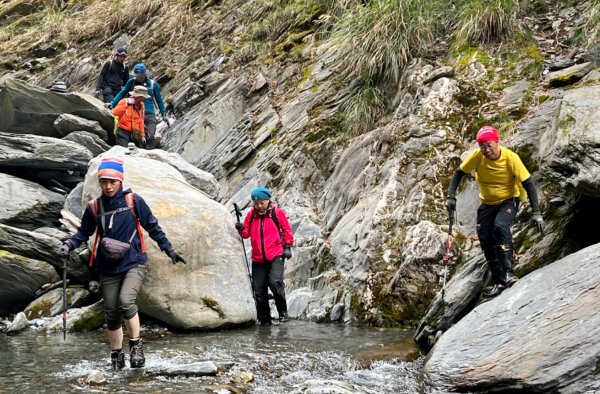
left=61, top=256, right=68, bottom=340
left=233, top=203, right=256, bottom=304
left=441, top=210, right=454, bottom=302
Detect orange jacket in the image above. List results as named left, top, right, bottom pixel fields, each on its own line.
left=113, top=99, right=145, bottom=134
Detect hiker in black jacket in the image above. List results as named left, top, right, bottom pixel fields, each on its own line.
left=57, top=157, right=185, bottom=370
left=96, top=48, right=129, bottom=104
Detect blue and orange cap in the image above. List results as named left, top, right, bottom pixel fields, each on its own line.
left=97, top=158, right=124, bottom=181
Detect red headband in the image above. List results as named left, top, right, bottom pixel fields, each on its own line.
left=476, top=126, right=499, bottom=143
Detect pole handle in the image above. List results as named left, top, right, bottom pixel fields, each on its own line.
left=233, top=202, right=242, bottom=223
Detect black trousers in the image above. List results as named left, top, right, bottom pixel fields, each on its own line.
left=252, top=257, right=287, bottom=324
left=477, top=198, right=519, bottom=263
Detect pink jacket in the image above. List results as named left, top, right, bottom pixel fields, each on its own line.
left=240, top=205, right=294, bottom=263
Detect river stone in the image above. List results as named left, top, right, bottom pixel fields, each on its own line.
left=6, top=312, right=28, bottom=333
left=54, top=113, right=107, bottom=140
left=148, top=361, right=218, bottom=377
left=0, top=173, right=65, bottom=230
left=423, top=242, right=600, bottom=393
left=24, top=287, right=90, bottom=319
left=46, top=300, right=104, bottom=332
left=63, top=131, right=111, bottom=157
left=0, top=251, right=59, bottom=316
left=81, top=147, right=255, bottom=330
left=290, top=379, right=379, bottom=394
left=0, top=223, right=92, bottom=284
left=0, top=78, right=113, bottom=135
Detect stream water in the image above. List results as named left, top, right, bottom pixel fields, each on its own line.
left=0, top=321, right=424, bottom=393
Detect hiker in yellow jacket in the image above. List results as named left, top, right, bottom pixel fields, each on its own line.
left=112, top=85, right=149, bottom=148
left=446, top=125, right=544, bottom=298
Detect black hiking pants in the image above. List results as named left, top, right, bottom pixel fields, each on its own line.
left=252, top=257, right=287, bottom=324
left=477, top=198, right=519, bottom=283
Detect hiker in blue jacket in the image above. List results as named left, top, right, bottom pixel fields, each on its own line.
left=111, top=63, right=168, bottom=149
left=57, top=158, right=185, bottom=370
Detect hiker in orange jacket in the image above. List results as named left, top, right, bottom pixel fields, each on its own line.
left=112, top=85, right=149, bottom=148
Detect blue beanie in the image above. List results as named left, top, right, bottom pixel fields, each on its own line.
left=133, top=63, right=147, bottom=76
left=251, top=187, right=272, bottom=201
left=97, top=157, right=124, bottom=181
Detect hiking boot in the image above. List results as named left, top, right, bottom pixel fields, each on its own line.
left=505, top=272, right=519, bottom=287
left=129, top=339, right=145, bottom=368
left=111, top=350, right=125, bottom=370
left=259, top=320, right=272, bottom=327
left=279, top=313, right=289, bottom=323
left=482, top=284, right=506, bottom=298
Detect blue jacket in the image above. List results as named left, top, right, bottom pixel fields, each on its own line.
left=111, top=77, right=166, bottom=115
left=68, top=188, right=172, bottom=276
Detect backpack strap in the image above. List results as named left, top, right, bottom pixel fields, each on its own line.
left=88, top=198, right=100, bottom=268
left=248, top=206, right=283, bottom=241
left=126, top=193, right=146, bottom=253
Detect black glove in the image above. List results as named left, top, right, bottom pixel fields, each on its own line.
left=531, top=211, right=544, bottom=234
left=58, top=243, right=71, bottom=258
left=445, top=197, right=456, bottom=213
left=283, top=245, right=292, bottom=260
left=235, top=222, right=244, bottom=232
left=162, top=114, right=170, bottom=127
left=166, top=249, right=186, bottom=264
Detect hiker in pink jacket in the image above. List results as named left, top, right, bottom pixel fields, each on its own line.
left=237, top=187, right=294, bottom=326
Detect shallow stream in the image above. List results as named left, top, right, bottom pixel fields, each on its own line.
left=0, top=321, right=423, bottom=393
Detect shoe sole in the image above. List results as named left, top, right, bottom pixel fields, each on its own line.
left=130, top=361, right=145, bottom=368
left=506, top=277, right=519, bottom=287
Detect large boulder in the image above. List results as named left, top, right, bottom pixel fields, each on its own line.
left=62, top=131, right=111, bottom=157
left=0, top=173, right=65, bottom=230
left=81, top=147, right=255, bottom=330
left=423, top=243, right=600, bottom=393
left=0, top=78, right=113, bottom=136
left=0, top=250, right=59, bottom=316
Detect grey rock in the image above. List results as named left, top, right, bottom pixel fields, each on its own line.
left=46, top=300, right=104, bottom=332
left=423, top=243, right=600, bottom=393
left=290, top=379, right=379, bottom=394
left=54, top=114, right=107, bottom=140
left=6, top=312, right=28, bottom=333
left=498, top=79, right=530, bottom=114
left=0, top=78, right=113, bottom=135
left=24, top=287, right=90, bottom=319
left=148, top=361, right=218, bottom=377
left=414, top=255, right=487, bottom=350
left=0, top=132, right=92, bottom=185
left=0, top=173, right=65, bottom=230
left=423, top=66, right=454, bottom=84
left=0, top=223, right=92, bottom=284
left=63, top=131, right=111, bottom=157
left=63, top=182, right=84, bottom=219
left=131, top=148, right=220, bottom=199
left=0, top=251, right=59, bottom=316
left=544, top=62, right=594, bottom=87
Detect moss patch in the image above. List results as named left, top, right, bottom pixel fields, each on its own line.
left=25, top=300, right=54, bottom=319
left=202, top=297, right=225, bottom=319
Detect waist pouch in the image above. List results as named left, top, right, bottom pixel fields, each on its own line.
left=99, top=237, right=131, bottom=263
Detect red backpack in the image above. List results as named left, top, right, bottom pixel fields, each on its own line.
left=87, top=193, right=145, bottom=267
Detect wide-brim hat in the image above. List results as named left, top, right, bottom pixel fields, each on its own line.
left=129, top=85, right=150, bottom=99
left=50, top=81, right=68, bottom=92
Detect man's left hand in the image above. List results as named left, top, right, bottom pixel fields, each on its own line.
left=532, top=212, right=544, bottom=234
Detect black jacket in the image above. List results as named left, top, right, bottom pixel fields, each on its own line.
left=97, top=59, right=129, bottom=91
